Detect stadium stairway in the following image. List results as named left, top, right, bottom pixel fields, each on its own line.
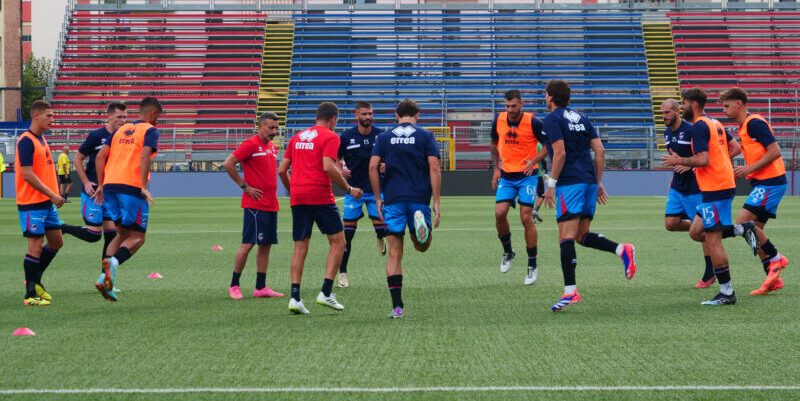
left=642, top=21, right=680, bottom=150
left=257, top=21, right=295, bottom=128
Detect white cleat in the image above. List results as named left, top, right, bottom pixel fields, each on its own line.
left=316, top=291, right=344, bottom=311
left=288, top=298, right=310, bottom=314
left=531, top=210, right=543, bottom=224
left=500, top=251, right=515, bottom=273
left=338, top=272, right=349, bottom=288
left=524, top=266, right=538, bottom=285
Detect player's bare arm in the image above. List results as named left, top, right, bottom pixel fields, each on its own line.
left=589, top=138, right=608, bottom=205
left=223, top=153, right=263, bottom=200
left=727, top=137, right=742, bottom=159
left=490, top=142, right=501, bottom=190
left=324, top=156, right=362, bottom=200
left=21, top=166, right=64, bottom=207
left=524, top=145, right=548, bottom=176
left=368, top=155, right=383, bottom=221
left=733, top=142, right=780, bottom=179
left=544, top=139, right=566, bottom=209
left=140, top=146, right=155, bottom=205
left=661, top=150, right=709, bottom=169
left=277, top=157, right=291, bottom=192
left=93, top=144, right=109, bottom=202
left=429, top=156, right=441, bottom=228
left=73, top=151, right=95, bottom=196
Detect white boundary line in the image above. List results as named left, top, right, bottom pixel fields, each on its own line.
left=1, top=386, right=799, bottom=394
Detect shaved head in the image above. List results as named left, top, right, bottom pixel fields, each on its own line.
left=661, top=98, right=680, bottom=111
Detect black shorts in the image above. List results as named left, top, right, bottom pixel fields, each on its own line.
left=242, top=208, right=278, bottom=245
left=58, top=175, right=72, bottom=184
left=291, top=204, right=344, bottom=241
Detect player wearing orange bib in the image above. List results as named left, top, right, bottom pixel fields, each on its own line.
left=15, top=101, right=64, bottom=306
left=490, top=90, right=548, bottom=285
left=720, top=87, right=789, bottom=295
left=93, top=97, right=162, bottom=301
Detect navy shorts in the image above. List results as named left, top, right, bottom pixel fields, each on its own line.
left=291, top=204, right=344, bottom=241
left=242, top=208, right=278, bottom=245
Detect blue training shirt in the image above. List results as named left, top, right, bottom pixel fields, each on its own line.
left=664, top=120, right=700, bottom=195
left=372, top=122, right=440, bottom=205
left=78, top=126, right=114, bottom=187
left=338, top=125, right=384, bottom=192
left=541, top=107, right=598, bottom=186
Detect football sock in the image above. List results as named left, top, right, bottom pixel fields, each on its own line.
left=564, top=285, right=577, bottom=295
left=760, top=239, right=778, bottom=260
left=560, top=239, right=577, bottom=287
left=231, top=271, right=242, bottom=287
left=534, top=204, right=541, bottom=212
left=733, top=224, right=744, bottom=236
left=388, top=274, right=403, bottom=308
left=761, top=258, right=771, bottom=275
left=60, top=224, right=102, bottom=243
left=527, top=247, right=537, bottom=269
left=373, top=222, right=387, bottom=239
left=256, top=272, right=266, bottom=290
left=340, top=226, right=356, bottom=274
left=102, top=230, right=118, bottom=259
left=321, top=278, right=334, bottom=297
left=702, top=255, right=715, bottom=281
left=23, top=255, right=40, bottom=298
left=37, top=245, right=59, bottom=282
left=714, top=266, right=733, bottom=295
left=291, top=283, right=301, bottom=301
left=580, top=232, right=618, bottom=254
left=499, top=233, right=512, bottom=254
left=113, top=247, right=132, bottom=266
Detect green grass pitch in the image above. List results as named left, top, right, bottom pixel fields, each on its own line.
left=1, top=196, right=799, bottom=400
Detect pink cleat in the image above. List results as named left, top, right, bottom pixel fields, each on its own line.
left=620, top=244, right=636, bottom=280
left=228, top=285, right=243, bottom=300
left=253, top=286, right=284, bottom=298
left=694, top=276, right=716, bottom=289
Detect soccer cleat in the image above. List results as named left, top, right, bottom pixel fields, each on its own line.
left=694, top=276, right=716, bottom=289
left=751, top=256, right=789, bottom=295
left=741, top=222, right=760, bottom=256
left=228, top=285, right=243, bottom=300
left=770, top=277, right=784, bottom=291
left=102, top=257, right=118, bottom=292
left=316, top=291, right=344, bottom=311
left=95, top=273, right=117, bottom=301
left=500, top=251, right=515, bottom=273
left=253, top=286, right=284, bottom=298
left=413, top=210, right=429, bottom=244
left=338, top=272, right=349, bottom=288
left=288, top=298, right=310, bottom=314
left=552, top=291, right=582, bottom=311
left=34, top=284, right=52, bottom=301
left=620, top=244, right=636, bottom=280
left=531, top=210, right=543, bottom=224
left=701, top=291, right=737, bottom=306
left=377, top=237, right=387, bottom=255
left=524, top=267, right=538, bottom=285
left=23, top=296, right=51, bottom=306
left=112, top=287, right=121, bottom=294
left=389, top=307, right=404, bottom=319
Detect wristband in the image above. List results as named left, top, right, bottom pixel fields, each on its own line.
left=346, top=186, right=352, bottom=194
left=547, top=177, right=557, bottom=188
left=241, top=182, right=248, bottom=189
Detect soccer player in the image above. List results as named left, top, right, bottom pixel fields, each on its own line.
left=369, top=99, right=441, bottom=319
left=57, top=146, right=73, bottom=203
left=278, top=102, right=364, bottom=314
left=661, top=99, right=716, bottom=288
left=662, top=87, right=759, bottom=306
left=490, top=89, right=547, bottom=285
left=61, top=103, right=128, bottom=262
left=337, top=101, right=387, bottom=288
left=532, top=143, right=549, bottom=223
left=719, top=87, right=789, bottom=295
left=15, top=100, right=64, bottom=306
left=540, top=80, right=637, bottom=312
left=93, top=97, right=162, bottom=301
left=222, top=112, right=284, bottom=299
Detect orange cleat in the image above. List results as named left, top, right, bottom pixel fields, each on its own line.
left=694, top=276, right=716, bottom=289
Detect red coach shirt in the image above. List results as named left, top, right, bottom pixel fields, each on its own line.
left=284, top=125, right=339, bottom=206
left=233, top=135, right=279, bottom=212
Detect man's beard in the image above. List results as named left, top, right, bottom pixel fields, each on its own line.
left=358, top=119, right=372, bottom=128
left=682, top=108, right=694, bottom=122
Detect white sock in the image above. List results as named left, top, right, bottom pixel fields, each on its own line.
left=771, top=254, right=782, bottom=262
left=615, top=244, right=624, bottom=257
left=733, top=224, right=744, bottom=236
left=564, top=285, right=577, bottom=295
left=720, top=282, right=733, bottom=295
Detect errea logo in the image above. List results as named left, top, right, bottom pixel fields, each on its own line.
left=391, top=126, right=416, bottom=144
left=563, top=110, right=586, bottom=132
left=298, top=129, right=318, bottom=142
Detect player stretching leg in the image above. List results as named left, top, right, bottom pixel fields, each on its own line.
left=720, top=88, right=789, bottom=295
left=370, top=99, right=441, bottom=318
left=15, top=101, right=64, bottom=305
left=540, top=80, right=637, bottom=312
left=278, top=102, right=363, bottom=314
left=490, top=90, right=548, bottom=285
left=223, top=112, right=284, bottom=299
left=93, top=97, right=162, bottom=301
left=337, top=101, right=387, bottom=287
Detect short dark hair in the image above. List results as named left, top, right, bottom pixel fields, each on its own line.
left=719, top=87, right=748, bottom=105
left=545, top=80, right=571, bottom=108
left=30, top=100, right=51, bottom=116
left=316, top=102, right=339, bottom=121
left=355, top=101, right=372, bottom=111
left=139, top=97, right=163, bottom=113
left=681, top=87, right=707, bottom=108
left=106, top=102, right=126, bottom=114
left=504, top=89, right=522, bottom=102
left=258, top=111, right=279, bottom=126
left=395, top=98, right=419, bottom=118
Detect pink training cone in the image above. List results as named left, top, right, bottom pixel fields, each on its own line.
left=12, top=327, right=35, bottom=336
left=211, top=245, right=223, bottom=250
left=147, top=272, right=163, bottom=279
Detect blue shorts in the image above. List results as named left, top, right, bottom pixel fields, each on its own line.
left=242, top=208, right=278, bottom=245
left=19, top=205, right=63, bottom=238
left=696, top=197, right=733, bottom=232
left=342, top=192, right=382, bottom=221
left=743, top=184, right=786, bottom=223
left=81, top=191, right=112, bottom=226
left=665, top=188, right=703, bottom=220
left=496, top=175, right=538, bottom=207
left=104, top=191, right=150, bottom=232
left=555, top=183, right=598, bottom=223
left=291, top=204, right=343, bottom=241
left=383, top=202, right=431, bottom=236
